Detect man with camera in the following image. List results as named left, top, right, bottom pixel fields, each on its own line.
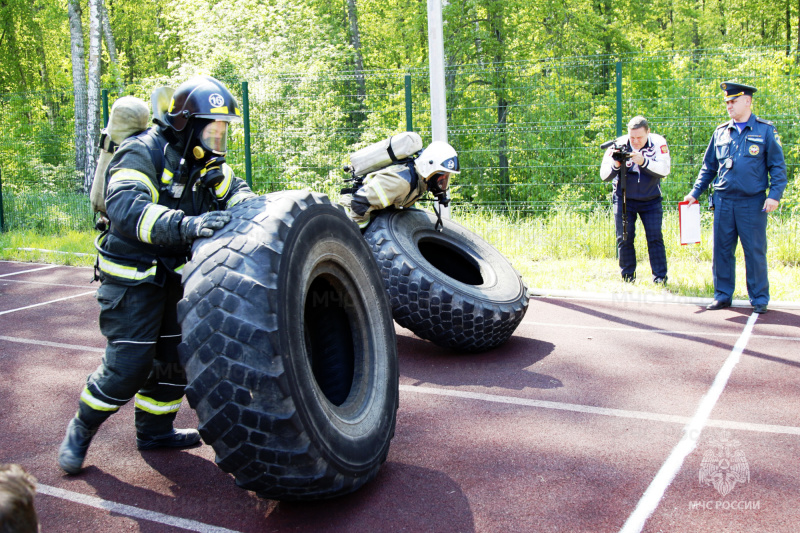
left=683, top=81, right=786, bottom=313
left=600, top=116, right=671, bottom=283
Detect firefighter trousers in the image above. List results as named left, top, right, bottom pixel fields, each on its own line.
left=77, top=276, right=188, bottom=437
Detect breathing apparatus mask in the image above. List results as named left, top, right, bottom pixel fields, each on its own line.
left=426, top=171, right=452, bottom=201
left=188, top=119, right=228, bottom=190
left=159, top=75, right=241, bottom=197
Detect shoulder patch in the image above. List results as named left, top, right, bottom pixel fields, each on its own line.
left=774, top=131, right=782, bottom=147
left=660, top=145, right=669, bottom=154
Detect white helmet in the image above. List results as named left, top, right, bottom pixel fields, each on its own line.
left=415, top=141, right=460, bottom=179
left=414, top=141, right=460, bottom=194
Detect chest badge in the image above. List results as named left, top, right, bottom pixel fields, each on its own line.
left=749, top=144, right=760, bottom=156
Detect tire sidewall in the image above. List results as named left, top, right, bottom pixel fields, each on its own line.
left=277, top=204, right=398, bottom=475
left=376, top=208, right=526, bottom=304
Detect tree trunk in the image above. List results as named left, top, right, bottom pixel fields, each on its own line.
left=101, top=0, right=123, bottom=93
left=489, top=4, right=510, bottom=202
left=85, top=0, right=102, bottom=193
left=31, top=4, right=56, bottom=126
left=68, top=0, right=87, bottom=177
left=786, top=0, right=791, bottom=54
left=345, top=0, right=367, bottom=117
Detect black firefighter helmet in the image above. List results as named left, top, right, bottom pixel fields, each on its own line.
left=164, top=75, right=242, bottom=157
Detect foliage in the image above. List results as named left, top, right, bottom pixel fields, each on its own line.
left=0, top=1, right=797, bottom=258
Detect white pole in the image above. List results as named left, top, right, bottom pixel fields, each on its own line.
left=427, top=0, right=450, bottom=218
left=427, top=0, right=447, bottom=143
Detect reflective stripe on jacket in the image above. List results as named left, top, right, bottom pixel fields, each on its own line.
left=98, top=129, right=255, bottom=285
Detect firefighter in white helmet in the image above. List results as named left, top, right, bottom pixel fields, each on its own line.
left=342, top=141, right=460, bottom=229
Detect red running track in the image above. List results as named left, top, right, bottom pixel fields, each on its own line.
left=1, top=260, right=799, bottom=532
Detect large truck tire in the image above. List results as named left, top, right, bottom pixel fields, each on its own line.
left=177, top=191, right=398, bottom=501
left=363, top=208, right=528, bottom=352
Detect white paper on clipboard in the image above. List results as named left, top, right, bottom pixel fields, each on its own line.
left=679, top=201, right=701, bottom=245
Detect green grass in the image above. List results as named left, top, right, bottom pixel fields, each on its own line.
left=0, top=230, right=96, bottom=267
left=2, top=208, right=799, bottom=302
left=455, top=208, right=800, bottom=302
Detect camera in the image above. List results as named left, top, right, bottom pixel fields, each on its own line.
left=600, top=139, right=633, bottom=162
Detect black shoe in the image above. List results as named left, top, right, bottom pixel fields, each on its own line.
left=706, top=300, right=732, bottom=311
left=753, top=304, right=768, bottom=314
left=58, top=418, right=98, bottom=475
left=137, top=429, right=201, bottom=451
left=622, top=274, right=636, bottom=283
left=653, top=276, right=668, bottom=285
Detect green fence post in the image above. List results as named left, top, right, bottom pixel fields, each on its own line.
left=0, top=167, right=4, bottom=232
left=614, top=61, right=623, bottom=259
left=102, top=89, right=109, bottom=128
left=615, top=61, right=622, bottom=137
left=241, top=81, right=253, bottom=188
left=405, top=74, right=413, bottom=132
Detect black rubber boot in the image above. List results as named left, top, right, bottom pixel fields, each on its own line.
left=58, top=417, right=98, bottom=475
left=136, top=429, right=201, bottom=451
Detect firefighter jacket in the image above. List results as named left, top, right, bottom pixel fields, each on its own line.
left=689, top=114, right=787, bottom=201
left=97, top=128, right=255, bottom=285
left=600, top=133, right=671, bottom=201
left=343, top=162, right=427, bottom=228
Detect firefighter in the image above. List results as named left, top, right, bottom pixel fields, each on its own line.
left=342, top=141, right=460, bottom=229
left=58, top=76, right=256, bottom=474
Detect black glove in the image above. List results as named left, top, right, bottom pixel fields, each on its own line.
left=180, top=211, right=232, bottom=244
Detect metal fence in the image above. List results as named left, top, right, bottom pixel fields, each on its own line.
left=1, top=47, right=797, bottom=256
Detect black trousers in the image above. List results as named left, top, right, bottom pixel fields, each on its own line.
left=77, top=277, right=187, bottom=436
left=613, top=196, right=668, bottom=280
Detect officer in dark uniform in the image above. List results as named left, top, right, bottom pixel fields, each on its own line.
left=683, top=81, right=787, bottom=313
left=58, top=76, right=256, bottom=474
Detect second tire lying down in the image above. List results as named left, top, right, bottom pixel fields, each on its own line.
left=363, top=208, right=529, bottom=352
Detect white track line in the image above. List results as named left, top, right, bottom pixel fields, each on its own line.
left=0, top=291, right=95, bottom=316
left=0, top=265, right=58, bottom=277
left=0, top=336, right=104, bottom=353
left=619, top=312, right=759, bottom=533
left=36, top=484, right=243, bottom=533
left=4, top=333, right=796, bottom=436
left=1, top=279, right=93, bottom=289
left=399, top=383, right=799, bottom=436
left=523, top=321, right=800, bottom=342
left=529, top=288, right=800, bottom=310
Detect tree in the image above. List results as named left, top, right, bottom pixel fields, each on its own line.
left=83, top=0, right=103, bottom=192
left=345, top=0, right=367, bottom=103
left=67, top=0, right=87, bottom=175
left=101, top=1, right=123, bottom=93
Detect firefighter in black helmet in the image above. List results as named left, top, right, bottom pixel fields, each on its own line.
left=58, top=75, right=256, bottom=475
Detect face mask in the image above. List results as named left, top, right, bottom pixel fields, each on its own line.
left=192, top=120, right=229, bottom=160
left=427, top=172, right=451, bottom=194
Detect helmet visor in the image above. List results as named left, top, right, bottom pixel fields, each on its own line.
left=200, top=120, right=229, bottom=155
left=429, top=171, right=451, bottom=192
